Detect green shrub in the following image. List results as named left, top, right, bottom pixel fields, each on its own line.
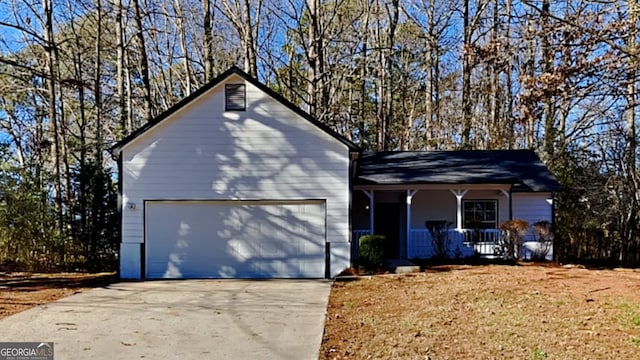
left=359, top=234, right=386, bottom=269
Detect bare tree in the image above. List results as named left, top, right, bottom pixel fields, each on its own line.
left=131, top=0, right=152, bottom=121
left=217, top=0, right=262, bottom=77
left=204, top=0, right=214, bottom=82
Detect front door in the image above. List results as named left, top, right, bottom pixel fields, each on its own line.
left=374, top=203, right=401, bottom=258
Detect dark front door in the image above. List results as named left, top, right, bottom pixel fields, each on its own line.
left=374, top=203, right=401, bottom=258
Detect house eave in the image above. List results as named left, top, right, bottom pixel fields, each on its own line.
left=353, top=183, right=515, bottom=191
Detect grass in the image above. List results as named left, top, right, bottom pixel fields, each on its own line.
left=321, top=264, right=640, bottom=359
left=532, top=349, right=548, bottom=359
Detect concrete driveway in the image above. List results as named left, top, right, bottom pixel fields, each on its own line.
left=0, top=280, right=332, bottom=360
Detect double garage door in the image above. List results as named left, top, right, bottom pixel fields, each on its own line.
left=145, top=200, right=326, bottom=279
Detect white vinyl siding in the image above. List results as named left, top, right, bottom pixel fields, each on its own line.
left=512, top=192, right=553, bottom=240
left=410, top=189, right=510, bottom=229
left=120, top=74, right=350, bottom=278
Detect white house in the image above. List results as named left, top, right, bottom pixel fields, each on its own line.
left=111, top=67, right=560, bottom=279
left=111, top=67, right=358, bottom=279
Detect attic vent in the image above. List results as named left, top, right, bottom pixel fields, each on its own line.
left=225, top=84, right=246, bottom=111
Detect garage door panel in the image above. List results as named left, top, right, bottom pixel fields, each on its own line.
left=145, top=201, right=326, bottom=278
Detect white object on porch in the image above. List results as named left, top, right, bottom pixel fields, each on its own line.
left=522, top=241, right=554, bottom=261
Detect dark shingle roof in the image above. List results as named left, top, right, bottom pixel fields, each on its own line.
left=356, top=150, right=561, bottom=192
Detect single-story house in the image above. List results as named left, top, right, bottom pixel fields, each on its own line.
left=111, top=66, right=561, bottom=279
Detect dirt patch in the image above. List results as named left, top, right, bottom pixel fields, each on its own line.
left=322, top=264, right=640, bottom=359
left=0, top=272, right=116, bottom=319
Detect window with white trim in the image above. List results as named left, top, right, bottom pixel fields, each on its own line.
left=463, top=200, right=498, bottom=229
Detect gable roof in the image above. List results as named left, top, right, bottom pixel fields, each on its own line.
left=356, top=150, right=561, bottom=192
left=110, top=66, right=359, bottom=155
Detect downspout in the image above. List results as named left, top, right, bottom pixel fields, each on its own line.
left=551, top=190, right=556, bottom=261
left=110, top=151, right=123, bottom=278
left=349, top=151, right=360, bottom=268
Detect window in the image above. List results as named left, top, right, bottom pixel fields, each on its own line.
left=463, top=200, right=497, bottom=229
left=225, top=84, right=246, bottom=111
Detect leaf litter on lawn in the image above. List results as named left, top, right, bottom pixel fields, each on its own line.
left=321, top=264, right=640, bottom=359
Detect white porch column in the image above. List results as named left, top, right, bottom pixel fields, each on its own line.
left=406, top=190, right=418, bottom=258
left=450, top=189, right=469, bottom=230
left=500, top=189, right=511, bottom=220
left=363, top=190, right=374, bottom=233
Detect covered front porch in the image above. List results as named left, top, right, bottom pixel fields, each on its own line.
left=351, top=150, right=559, bottom=263
left=352, top=185, right=513, bottom=260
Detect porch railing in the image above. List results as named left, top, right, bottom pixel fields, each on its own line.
left=408, top=228, right=504, bottom=259
left=353, top=229, right=372, bottom=243
left=354, top=228, right=506, bottom=260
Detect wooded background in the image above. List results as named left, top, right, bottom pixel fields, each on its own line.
left=0, top=0, right=638, bottom=270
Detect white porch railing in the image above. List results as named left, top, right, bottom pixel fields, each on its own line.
left=353, top=229, right=372, bottom=242
left=407, top=229, right=431, bottom=258
left=354, top=228, right=512, bottom=259
left=353, top=227, right=552, bottom=260
left=408, top=228, right=503, bottom=259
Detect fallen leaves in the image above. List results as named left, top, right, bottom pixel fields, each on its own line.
left=321, top=264, right=640, bottom=359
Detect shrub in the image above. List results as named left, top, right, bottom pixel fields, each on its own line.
left=425, top=220, right=453, bottom=259
left=358, top=234, right=386, bottom=269
left=499, top=219, right=529, bottom=261
left=532, top=221, right=554, bottom=260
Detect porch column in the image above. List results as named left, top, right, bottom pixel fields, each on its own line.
left=363, top=190, right=374, bottom=233
left=450, top=189, right=469, bottom=230
left=500, top=189, right=512, bottom=220
left=406, top=190, right=418, bottom=258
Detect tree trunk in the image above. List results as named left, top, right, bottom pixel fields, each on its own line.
left=243, top=0, right=259, bottom=77
left=624, top=0, right=638, bottom=262
left=116, top=0, right=127, bottom=134
left=541, top=0, right=556, bottom=158
left=384, top=0, right=399, bottom=151
left=204, top=0, right=214, bottom=82
left=307, top=0, right=319, bottom=118
left=132, top=0, right=153, bottom=121
left=374, top=0, right=385, bottom=150
left=489, top=0, right=500, bottom=148
left=627, top=0, right=637, bottom=171
left=461, top=0, right=472, bottom=148
left=504, top=0, right=514, bottom=149
left=42, top=0, right=64, bottom=235
left=174, top=0, right=193, bottom=95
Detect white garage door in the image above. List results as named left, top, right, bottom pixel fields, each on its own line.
left=145, top=200, right=326, bottom=279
